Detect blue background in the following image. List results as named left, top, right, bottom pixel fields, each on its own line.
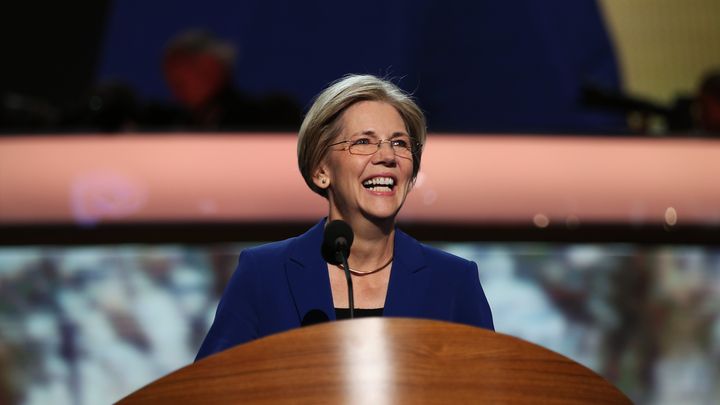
left=97, top=0, right=624, bottom=132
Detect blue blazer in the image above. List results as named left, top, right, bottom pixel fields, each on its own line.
left=196, top=219, right=494, bottom=360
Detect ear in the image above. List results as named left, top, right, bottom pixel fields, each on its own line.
left=312, top=164, right=331, bottom=190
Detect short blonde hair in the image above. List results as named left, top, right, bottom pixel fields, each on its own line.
left=298, top=74, right=427, bottom=198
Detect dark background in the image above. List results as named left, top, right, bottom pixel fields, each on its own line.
left=3, top=0, right=624, bottom=133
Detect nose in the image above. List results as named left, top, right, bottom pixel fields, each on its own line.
left=373, top=140, right=397, bottom=164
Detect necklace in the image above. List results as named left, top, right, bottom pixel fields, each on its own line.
left=339, top=256, right=394, bottom=275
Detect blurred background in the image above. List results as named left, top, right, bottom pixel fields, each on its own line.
left=3, top=0, right=720, bottom=135
left=1, top=1, right=720, bottom=404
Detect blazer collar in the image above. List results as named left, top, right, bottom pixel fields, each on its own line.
left=392, top=227, right=427, bottom=274
left=384, top=227, right=429, bottom=315
left=285, top=219, right=429, bottom=320
left=286, top=219, right=335, bottom=320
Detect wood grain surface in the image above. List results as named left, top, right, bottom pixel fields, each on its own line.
left=118, top=318, right=631, bottom=404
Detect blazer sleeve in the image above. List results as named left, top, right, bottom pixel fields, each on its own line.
left=455, top=260, right=495, bottom=331
left=195, top=249, right=261, bottom=361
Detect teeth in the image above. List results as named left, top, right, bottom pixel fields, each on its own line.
left=362, top=177, right=395, bottom=187
left=366, top=185, right=392, bottom=192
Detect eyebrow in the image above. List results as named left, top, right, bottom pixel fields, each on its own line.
left=353, top=130, right=410, bottom=138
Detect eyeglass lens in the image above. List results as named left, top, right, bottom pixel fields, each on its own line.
left=348, top=137, right=415, bottom=158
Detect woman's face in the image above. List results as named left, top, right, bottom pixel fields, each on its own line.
left=314, top=100, right=415, bottom=223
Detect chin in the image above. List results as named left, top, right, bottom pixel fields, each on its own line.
left=360, top=204, right=403, bottom=223
left=361, top=213, right=398, bottom=226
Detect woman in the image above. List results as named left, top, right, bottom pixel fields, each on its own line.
left=196, top=75, right=493, bottom=360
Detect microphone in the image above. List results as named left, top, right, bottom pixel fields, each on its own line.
left=321, top=220, right=355, bottom=319
left=321, top=220, right=353, bottom=265
left=301, top=309, right=330, bottom=326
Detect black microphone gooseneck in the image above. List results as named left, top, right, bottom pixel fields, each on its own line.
left=321, top=220, right=355, bottom=319
left=339, top=242, right=354, bottom=320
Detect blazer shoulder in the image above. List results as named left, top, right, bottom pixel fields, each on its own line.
left=395, top=228, right=474, bottom=275
left=420, top=243, right=473, bottom=266
left=242, top=236, right=295, bottom=259
left=238, top=220, right=322, bottom=269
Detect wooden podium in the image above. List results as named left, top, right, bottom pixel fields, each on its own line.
left=118, top=318, right=630, bottom=404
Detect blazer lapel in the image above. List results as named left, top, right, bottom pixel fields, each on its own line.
left=384, top=227, right=430, bottom=317
left=285, top=219, right=337, bottom=321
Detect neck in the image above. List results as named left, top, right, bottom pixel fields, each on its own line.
left=327, top=213, right=395, bottom=271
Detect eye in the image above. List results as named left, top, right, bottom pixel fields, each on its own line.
left=351, top=137, right=372, bottom=145
left=391, top=138, right=410, bottom=148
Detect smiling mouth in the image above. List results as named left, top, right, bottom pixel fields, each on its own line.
left=362, top=176, right=395, bottom=192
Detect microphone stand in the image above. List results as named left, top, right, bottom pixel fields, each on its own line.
left=338, top=247, right=354, bottom=319
left=323, top=220, right=355, bottom=320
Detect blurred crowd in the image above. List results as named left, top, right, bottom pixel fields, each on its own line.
left=1, top=31, right=303, bottom=134
left=1, top=242, right=719, bottom=404
left=581, top=70, right=720, bottom=136
left=0, top=244, right=239, bottom=404
left=455, top=244, right=720, bottom=404
left=2, top=28, right=719, bottom=136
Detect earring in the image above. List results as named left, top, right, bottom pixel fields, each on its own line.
left=321, top=178, right=327, bottom=184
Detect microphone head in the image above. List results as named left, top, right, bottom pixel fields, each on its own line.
left=321, top=220, right=354, bottom=265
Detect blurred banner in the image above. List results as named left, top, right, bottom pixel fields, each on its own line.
left=2, top=134, right=719, bottom=226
